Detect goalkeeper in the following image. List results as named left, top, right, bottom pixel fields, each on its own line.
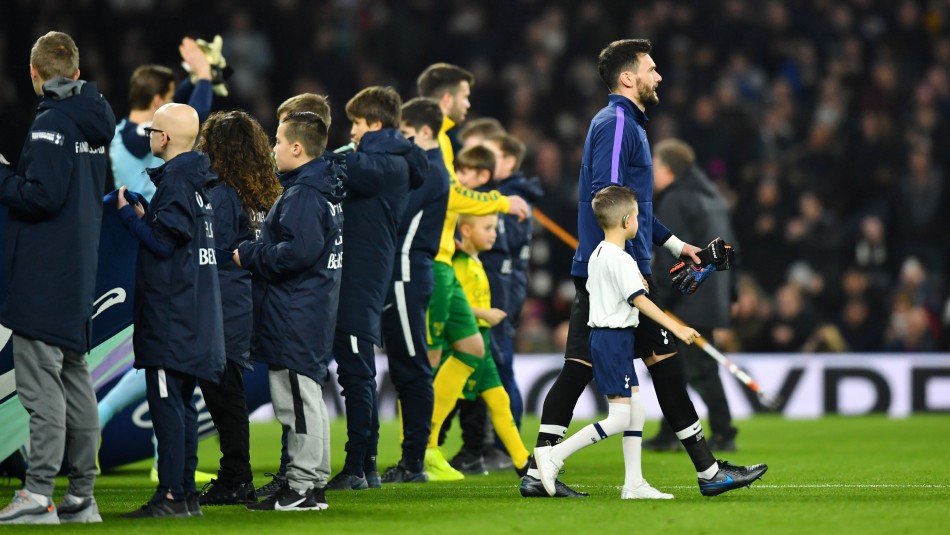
left=109, top=36, right=229, bottom=201
left=644, top=139, right=741, bottom=453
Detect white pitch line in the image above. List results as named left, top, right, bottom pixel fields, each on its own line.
left=466, top=483, right=950, bottom=490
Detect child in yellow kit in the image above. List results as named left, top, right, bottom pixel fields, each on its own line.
left=440, top=212, right=531, bottom=478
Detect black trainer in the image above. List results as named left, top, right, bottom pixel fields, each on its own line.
left=122, top=498, right=190, bottom=519
left=519, top=475, right=589, bottom=498
left=642, top=435, right=681, bottom=452
left=311, top=487, right=328, bottom=510
left=185, top=493, right=202, bottom=517
left=247, top=483, right=326, bottom=512
left=483, top=448, right=514, bottom=471
left=698, top=460, right=768, bottom=497
left=199, top=479, right=257, bottom=505
left=364, top=456, right=381, bottom=488
left=326, top=471, right=368, bottom=491
left=449, top=449, right=487, bottom=475
left=255, top=473, right=287, bottom=501
left=365, top=471, right=381, bottom=489
left=380, top=462, right=428, bottom=483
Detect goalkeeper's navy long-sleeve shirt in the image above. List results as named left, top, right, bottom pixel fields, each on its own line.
left=571, top=93, right=673, bottom=278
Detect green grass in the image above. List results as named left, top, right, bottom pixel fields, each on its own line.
left=2, top=415, right=949, bottom=533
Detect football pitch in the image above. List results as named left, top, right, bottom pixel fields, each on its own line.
left=1, top=414, right=947, bottom=533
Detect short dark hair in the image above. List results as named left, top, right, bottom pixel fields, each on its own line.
left=653, top=138, right=695, bottom=178
left=486, top=133, right=526, bottom=171
left=417, top=63, right=475, bottom=99
left=346, top=86, right=401, bottom=129
left=281, top=111, right=328, bottom=158
left=128, top=65, right=175, bottom=110
left=598, top=39, right=652, bottom=92
left=456, top=145, right=495, bottom=179
left=30, top=31, right=79, bottom=80
left=458, top=117, right=505, bottom=144
left=401, top=97, right=443, bottom=136
left=278, top=93, right=331, bottom=127
left=592, top=185, right=638, bottom=230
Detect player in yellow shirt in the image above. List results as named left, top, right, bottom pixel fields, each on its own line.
left=416, top=65, right=528, bottom=479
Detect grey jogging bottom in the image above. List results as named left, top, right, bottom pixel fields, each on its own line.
left=12, top=334, right=99, bottom=498
left=268, top=367, right=330, bottom=493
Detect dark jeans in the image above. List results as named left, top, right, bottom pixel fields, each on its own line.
left=198, top=360, right=252, bottom=484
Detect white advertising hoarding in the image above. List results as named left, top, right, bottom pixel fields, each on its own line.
left=315, top=353, right=950, bottom=420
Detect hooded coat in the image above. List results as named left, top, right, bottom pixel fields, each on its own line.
left=238, top=157, right=346, bottom=385
left=339, top=129, right=427, bottom=345
left=128, top=152, right=226, bottom=383
left=0, top=78, right=116, bottom=353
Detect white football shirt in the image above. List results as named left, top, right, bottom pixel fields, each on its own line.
left=586, top=241, right=647, bottom=329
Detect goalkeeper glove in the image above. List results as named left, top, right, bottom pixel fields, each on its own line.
left=669, top=238, right=735, bottom=295
left=696, top=237, right=735, bottom=270
left=184, top=35, right=232, bottom=97
left=670, top=261, right=717, bottom=295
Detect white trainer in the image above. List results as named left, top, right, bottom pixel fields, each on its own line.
left=621, top=481, right=675, bottom=500
left=0, top=489, right=59, bottom=525
left=57, top=495, right=102, bottom=524
left=533, top=446, right=563, bottom=497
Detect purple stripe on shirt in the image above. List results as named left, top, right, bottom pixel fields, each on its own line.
left=610, top=106, right=625, bottom=183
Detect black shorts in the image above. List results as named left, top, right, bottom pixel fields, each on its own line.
left=564, top=275, right=677, bottom=363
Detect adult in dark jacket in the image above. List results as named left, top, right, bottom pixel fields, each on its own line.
left=525, top=39, right=765, bottom=499
left=236, top=112, right=344, bottom=511
left=380, top=97, right=448, bottom=483
left=194, top=110, right=283, bottom=505
left=117, top=103, right=225, bottom=519
left=330, top=87, right=427, bottom=490
left=0, top=31, right=114, bottom=526
left=645, top=138, right=740, bottom=453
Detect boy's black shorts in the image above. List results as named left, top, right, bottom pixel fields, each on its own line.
left=564, top=275, right=677, bottom=363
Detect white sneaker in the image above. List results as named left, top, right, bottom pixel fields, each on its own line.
left=621, top=481, right=674, bottom=500
left=57, top=495, right=102, bottom=523
left=533, top=446, right=563, bottom=497
left=0, top=489, right=59, bottom=525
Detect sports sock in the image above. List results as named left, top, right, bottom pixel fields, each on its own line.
left=551, top=403, right=630, bottom=463
left=536, top=359, right=592, bottom=448
left=481, top=387, right=529, bottom=469
left=397, top=400, right=404, bottom=444
left=648, top=356, right=717, bottom=474
left=428, top=355, right=476, bottom=448
left=622, top=391, right=645, bottom=489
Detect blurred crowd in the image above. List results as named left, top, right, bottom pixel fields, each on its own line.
left=2, top=0, right=948, bottom=353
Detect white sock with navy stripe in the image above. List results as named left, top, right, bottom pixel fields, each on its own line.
left=623, top=391, right=646, bottom=489
left=551, top=403, right=631, bottom=463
